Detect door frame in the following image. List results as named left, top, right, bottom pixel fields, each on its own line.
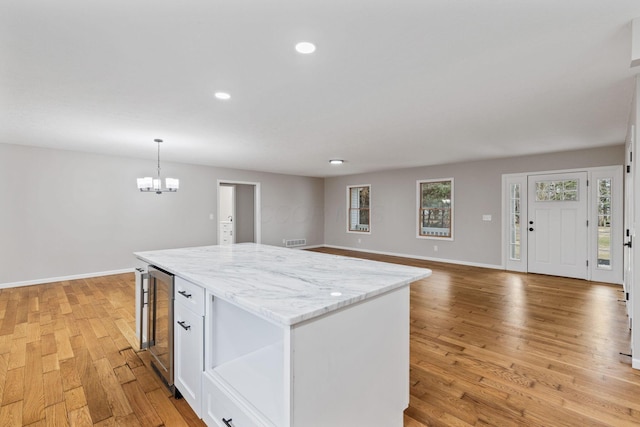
left=502, top=165, right=623, bottom=284
left=217, top=179, right=261, bottom=244
left=625, top=126, right=635, bottom=327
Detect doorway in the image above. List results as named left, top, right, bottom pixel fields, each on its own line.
left=217, top=180, right=261, bottom=245
left=503, top=166, right=623, bottom=284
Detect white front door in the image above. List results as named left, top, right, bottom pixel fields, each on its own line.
left=527, top=172, right=588, bottom=279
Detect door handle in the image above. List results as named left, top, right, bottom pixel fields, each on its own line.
left=177, top=320, right=191, bottom=331
left=529, top=228, right=534, bottom=232
left=624, top=241, right=632, bottom=249
left=178, top=290, right=192, bottom=299
left=529, top=220, right=534, bottom=225
left=222, top=418, right=233, bottom=427
left=139, top=272, right=149, bottom=350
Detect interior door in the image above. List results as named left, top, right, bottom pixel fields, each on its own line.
left=527, top=172, right=588, bottom=279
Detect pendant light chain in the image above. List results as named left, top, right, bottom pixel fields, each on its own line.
left=156, top=139, right=162, bottom=179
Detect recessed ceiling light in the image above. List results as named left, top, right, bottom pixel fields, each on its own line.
left=329, top=159, right=344, bottom=165
left=214, top=92, right=231, bottom=100
left=295, top=42, right=316, bottom=54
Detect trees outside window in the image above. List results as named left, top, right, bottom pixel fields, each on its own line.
left=418, top=179, right=453, bottom=239
left=348, top=185, right=370, bottom=233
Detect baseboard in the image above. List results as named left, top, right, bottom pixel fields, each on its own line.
left=0, top=244, right=501, bottom=289
left=0, top=268, right=134, bottom=289
left=322, top=245, right=504, bottom=270
left=633, top=358, right=640, bottom=370
left=292, top=244, right=324, bottom=250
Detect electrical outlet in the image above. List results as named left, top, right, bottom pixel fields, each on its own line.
left=209, top=213, right=214, bottom=220
left=434, top=245, right=438, bottom=252
left=358, top=238, right=362, bottom=244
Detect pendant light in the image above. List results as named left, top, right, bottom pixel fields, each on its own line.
left=136, top=139, right=179, bottom=194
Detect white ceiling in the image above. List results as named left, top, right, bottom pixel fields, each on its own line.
left=2, top=1, right=640, bottom=177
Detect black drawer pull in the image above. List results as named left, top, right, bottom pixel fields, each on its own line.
left=178, top=290, right=192, bottom=298
left=177, top=321, right=191, bottom=331
left=222, top=418, right=233, bottom=427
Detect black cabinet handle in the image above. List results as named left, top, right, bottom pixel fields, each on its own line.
left=529, top=228, right=534, bottom=232
left=178, top=290, right=192, bottom=299
left=222, top=418, right=233, bottom=427
left=177, top=321, right=191, bottom=331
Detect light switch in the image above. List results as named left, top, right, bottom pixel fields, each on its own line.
left=482, top=214, right=492, bottom=221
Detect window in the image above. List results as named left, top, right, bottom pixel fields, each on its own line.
left=417, top=178, right=453, bottom=239
left=509, top=183, right=521, bottom=260
left=347, top=185, right=370, bottom=233
left=597, top=178, right=612, bottom=270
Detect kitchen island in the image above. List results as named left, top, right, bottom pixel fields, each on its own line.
left=135, top=243, right=431, bottom=427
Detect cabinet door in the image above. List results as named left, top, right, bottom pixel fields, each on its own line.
left=174, top=302, right=204, bottom=417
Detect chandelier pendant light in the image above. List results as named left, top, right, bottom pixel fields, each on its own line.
left=136, top=139, right=179, bottom=194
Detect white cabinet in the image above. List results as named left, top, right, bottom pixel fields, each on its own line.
left=203, top=294, right=283, bottom=427
left=219, top=221, right=233, bottom=245
left=201, top=286, right=409, bottom=427
left=174, top=277, right=205, bottom=417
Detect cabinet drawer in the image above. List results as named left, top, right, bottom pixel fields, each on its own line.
left=202, top=373, right=263, bottom=427
left=175, top=276, right=205, bottom=315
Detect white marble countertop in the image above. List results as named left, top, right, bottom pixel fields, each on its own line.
left=135, top=243, right=431, bottom=326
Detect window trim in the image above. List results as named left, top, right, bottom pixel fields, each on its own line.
left=346, top=184, right=371, bottom=234
left=416, top=178, right=454, bottom=241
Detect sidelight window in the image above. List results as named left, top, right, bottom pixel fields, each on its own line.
left=597, top=178, right=612, bottom=270
left=509, top=183, right=521, bottom=260
left=417, top=178, right=453, bottom=239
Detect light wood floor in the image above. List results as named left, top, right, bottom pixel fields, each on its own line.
left=311, top=248, right=640, bottom=426
left=0, top=273, right=205, bottom=426
left=1, top=248, right=639, bottom=426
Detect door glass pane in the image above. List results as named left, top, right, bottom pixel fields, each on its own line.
left=597, top=178, right=612, bottom=270
left=535, top=179, right=579, bottom=202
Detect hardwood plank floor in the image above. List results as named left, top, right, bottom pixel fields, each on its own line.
left=2, top=248, right=639, bottom=426
left=310, top=247, right=640, bottom=426
left=0, top=275, right=205, bottom=427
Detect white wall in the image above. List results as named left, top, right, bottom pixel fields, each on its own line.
left=324, top=146, right=624, bottom=267
left=0, top=143, right=324, bottom=285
